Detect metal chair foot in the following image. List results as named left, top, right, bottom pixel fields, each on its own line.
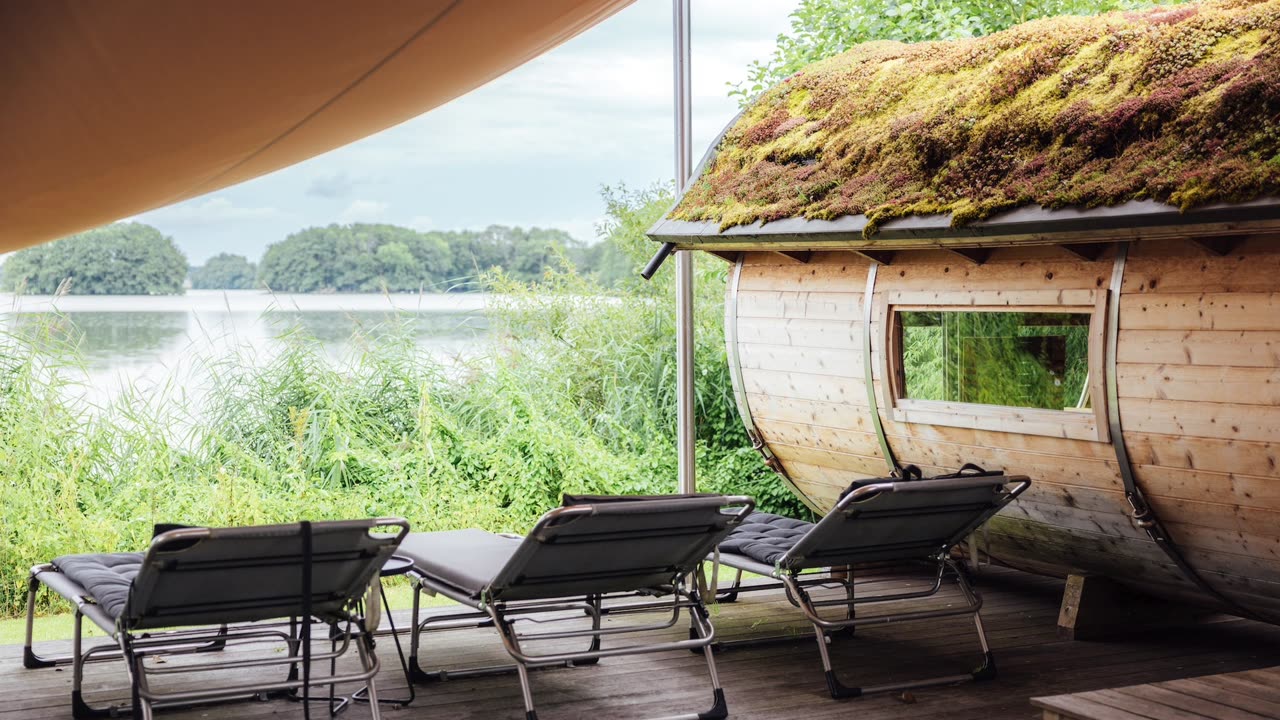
left=24, top=645, right=57, bottom=669
left=71, top=690, right=121, bottom=719
left=697, top=688, right=728, bottom=719
left=824, top=670, right=863, bottom=700
left=971, top=651, right=997, bottom=682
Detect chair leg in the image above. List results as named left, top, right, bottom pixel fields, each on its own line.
left=716, top=568, right=744, bottom=604
left=489, top=615, right=541, bottom=720
left=23, top=573, right=58, bottom=669
left=355, top=631, right=384, bottom=720
left=118, top=633, right=157, bottom=720
left=576, top=594, right=603, bottom=666
left=951, top=560, right=997, bottom=682
left=688, top=593, right=729, bottom=719
left=811, top=619, right=863, bottom=699
left=792, top=563, right=995, bottom=700
left=830, top=567, right=856, bottom=639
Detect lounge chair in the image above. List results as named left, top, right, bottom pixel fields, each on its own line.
left=398, top=493, right=755, bottom=720
left=708, top=466, right=1030, bottom=699
left=24, top=518, right=409, bottom=720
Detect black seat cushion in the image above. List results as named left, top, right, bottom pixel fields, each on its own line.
left=718, top=512, right=813, bottom=566
left=53, top=552, right=144, bottom=621
left=397, top=529, right=521, bottom=598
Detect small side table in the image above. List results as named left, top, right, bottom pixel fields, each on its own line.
left=352, top=555, right=416, bottom=708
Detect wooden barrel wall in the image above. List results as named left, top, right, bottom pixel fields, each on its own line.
left=728, top=236, right=1280, bottom=618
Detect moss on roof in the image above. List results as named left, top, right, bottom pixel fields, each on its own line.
left=670, top=0, right=1280, bottom=235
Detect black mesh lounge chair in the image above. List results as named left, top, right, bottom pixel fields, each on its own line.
left=398, top=494, right=755, bottom=720
left=708, top=466, right=1029, bottom=699
left=24, top=518, right=409, bottom=720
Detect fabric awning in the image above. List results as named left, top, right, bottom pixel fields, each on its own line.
left=0, top=0, right=633, bottom=251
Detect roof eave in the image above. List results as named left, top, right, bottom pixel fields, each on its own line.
left=647, top=196, right=1280, bottom=252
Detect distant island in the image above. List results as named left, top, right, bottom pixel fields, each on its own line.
left=1, top=221, right=632, bottom=295
left=1, top=223, right=188, bottom=295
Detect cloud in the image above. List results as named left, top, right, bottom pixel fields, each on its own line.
left=143, top=196, right=284, bottom=225
left=133, top=0, right=800, bottom=263
left=305, top=171, right=353, bottom=199
left=339, top=199, right=390, bottom=223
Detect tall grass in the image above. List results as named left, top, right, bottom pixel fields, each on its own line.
left=0, top=185, right=805, bottom=618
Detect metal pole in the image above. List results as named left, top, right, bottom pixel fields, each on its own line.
left=673, top=0, right=695, bottom=494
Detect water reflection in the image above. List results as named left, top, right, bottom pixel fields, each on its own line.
left=62, top=312, right=191, bottom=366
left=0, top=290, right=491, bottom=407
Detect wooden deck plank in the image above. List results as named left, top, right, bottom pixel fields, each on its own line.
left=1117, top=685, right=1273, bottom=720
left=7, top=567, right=1280, bottom=720
left=1033, top=664, right=1280, bottom=720
left=1164, top=678, right=1280, bottom=718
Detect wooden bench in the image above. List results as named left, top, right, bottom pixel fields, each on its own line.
left=1033, top=666, right=1280, bottom=720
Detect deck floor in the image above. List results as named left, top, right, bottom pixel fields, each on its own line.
left=1033, top=666, right=1280, bottom=719
left=6, top=567, right=1280, bottom=720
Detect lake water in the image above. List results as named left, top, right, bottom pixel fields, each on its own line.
left=0, top=290, right=491, bottom=408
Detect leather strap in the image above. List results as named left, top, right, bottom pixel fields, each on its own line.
left=1106, top=243, right=1268, bottom=622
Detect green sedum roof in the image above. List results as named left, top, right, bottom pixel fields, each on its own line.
left=670, top=0, right=1280, bottom=236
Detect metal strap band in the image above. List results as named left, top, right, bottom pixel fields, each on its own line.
left=726, top=255, right=820, bottom=513
left=863, top=263, right=899, bottom=473
left=1106, top=242, right=1268, bottom=622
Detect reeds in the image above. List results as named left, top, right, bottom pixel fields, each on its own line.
left=0, top=189, right=805, bottom=617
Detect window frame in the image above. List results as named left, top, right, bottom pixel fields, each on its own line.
left=879, top=288, right=1110, bottom=443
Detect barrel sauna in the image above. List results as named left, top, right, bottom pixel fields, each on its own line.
left=648, top=0, right=1280, bottom=619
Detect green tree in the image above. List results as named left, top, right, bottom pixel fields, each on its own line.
left=1, top=223, right=187, bottom=295
left=258, top=223, right=596, bottom=293
left=731, top=0, right=1182, bottom=103
left=190, top=253, right=258, bottom=290
left=258, top=223, right=453, bottom=293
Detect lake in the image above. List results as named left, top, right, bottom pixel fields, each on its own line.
left=0, top=290, right=491, bottom=407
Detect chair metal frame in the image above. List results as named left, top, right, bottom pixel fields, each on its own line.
left=24, top=518, right=408, bottom=720
left=405, top=496, right=754, bottom=720
left=709, top=475, right=1030, bottom=699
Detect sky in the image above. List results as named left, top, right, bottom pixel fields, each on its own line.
left=135, top=0, right=799, bottom=265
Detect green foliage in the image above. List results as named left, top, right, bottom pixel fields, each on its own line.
left=680, top=0, right=1280, bottom=233
left=731, top=0, right=1184, bottom=102
left=0, top=186, right=802, bottom=619
left=258, top=223, right=600, bottom=293
left=1, top=223, right=187, bottom=295
left=190, top=253, right=258, bottom=290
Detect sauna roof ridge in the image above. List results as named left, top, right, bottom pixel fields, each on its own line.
left=652, top=0, right=1280, bottom=247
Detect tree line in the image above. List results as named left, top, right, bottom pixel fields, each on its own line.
left=2, top=221, right=633, bottom=295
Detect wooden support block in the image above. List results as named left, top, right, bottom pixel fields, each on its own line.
left=775, top=250, right=813, bottom=264
left=1059, top=242, right=1111, bottom=261
left=852, top=249, right=895, bottom=265
left=945, top=247, right=992, bottom=265
left=1057, top=574, right=1199, bottom=641
left=1188, top=235, right=1244, bottom=256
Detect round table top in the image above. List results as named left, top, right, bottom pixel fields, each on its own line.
left=380, top=555, right=415, bottom=577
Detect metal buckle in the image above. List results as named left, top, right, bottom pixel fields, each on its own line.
left=1125, top=493, right=1156, bottom=529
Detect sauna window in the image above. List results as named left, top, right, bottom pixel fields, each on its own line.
left=897, top=310, right=1092, bottom=411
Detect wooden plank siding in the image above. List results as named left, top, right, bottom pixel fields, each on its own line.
left=729, top=237, right=1280, bottom=619
left=1119, top=237, right=1280, bottom=615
